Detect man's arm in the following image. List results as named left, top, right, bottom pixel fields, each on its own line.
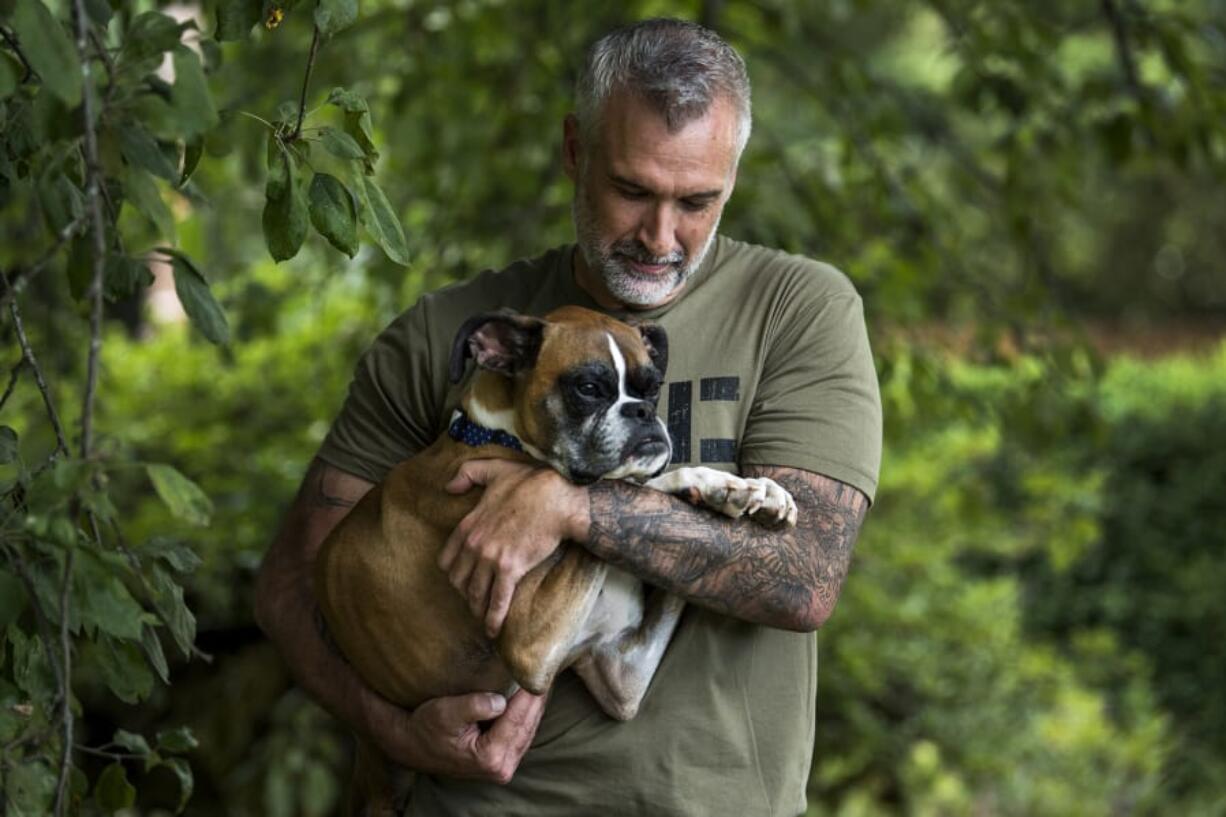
left=255, top=458, right=545, bottom=783
left=584, top=464, right=868, bottom=631
left=441, top=461, right=868, bottom=635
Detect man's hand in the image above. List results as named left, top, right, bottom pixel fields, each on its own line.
left=439, top=459, right=588, bottom=638
left=372, top=689, right=546, bottom=783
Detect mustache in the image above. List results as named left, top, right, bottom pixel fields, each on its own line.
left=610, top=240, right=685, bottom=266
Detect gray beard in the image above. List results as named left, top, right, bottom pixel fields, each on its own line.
left=572, top=188, right=719, bottom=308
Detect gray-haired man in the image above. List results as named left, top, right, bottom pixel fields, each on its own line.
left=256, top=18, right=881, bottom=816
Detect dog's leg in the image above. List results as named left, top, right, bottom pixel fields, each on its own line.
left=646, top=466, right=798, bottom=527
left=572, top=587, right=685, bottom=721
left=498, top=545, right=609, bottom=694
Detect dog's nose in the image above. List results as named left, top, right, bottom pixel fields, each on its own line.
left=620, top=401, right=656, bottom=423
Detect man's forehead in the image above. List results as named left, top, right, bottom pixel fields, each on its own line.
left=593, top=91, right=739, bottom=178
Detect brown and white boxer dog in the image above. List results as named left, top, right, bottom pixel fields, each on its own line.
left=315, top=305, right=797, bottom=814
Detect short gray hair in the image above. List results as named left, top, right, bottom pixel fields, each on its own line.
left=575, top=18, right=752, bottom=159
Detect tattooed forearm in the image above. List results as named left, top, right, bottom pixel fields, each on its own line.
left=585, top=466, right=868, bottom=631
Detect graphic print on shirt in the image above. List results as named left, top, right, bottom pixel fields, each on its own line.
left=665, top=375, right=741, bottom=465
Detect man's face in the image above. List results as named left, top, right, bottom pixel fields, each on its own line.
left=565, top=91, right=740, bottom=310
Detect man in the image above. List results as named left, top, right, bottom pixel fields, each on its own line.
left=256, top=18, right=881, bottom=816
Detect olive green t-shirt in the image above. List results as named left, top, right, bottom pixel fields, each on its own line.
left=317, top=235, right=882, bottom=817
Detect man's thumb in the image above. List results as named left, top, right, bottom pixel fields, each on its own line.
left=461, top=692, right=507, bottom=722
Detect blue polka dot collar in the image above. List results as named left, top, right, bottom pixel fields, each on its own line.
left=448, top=409, right=525, bottom=453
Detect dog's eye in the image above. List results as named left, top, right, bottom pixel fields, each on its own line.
left=577, top=382, right=601, bottom=398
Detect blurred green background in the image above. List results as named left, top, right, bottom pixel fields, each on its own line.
left=3, top=0, right=1226, bottom=814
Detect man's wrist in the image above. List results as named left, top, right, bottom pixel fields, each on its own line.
left=553, top=471, right=592, bottom=543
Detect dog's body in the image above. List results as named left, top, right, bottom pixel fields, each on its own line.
left=315, top=306, right=796, bottom=812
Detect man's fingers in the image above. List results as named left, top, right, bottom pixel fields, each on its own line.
left=478, top=689, right=546, bottom=759
left=467, top=562, right=494, bottom=621
left=445, top=458, right=511, bottom=495
left=448, top=548, right=477, bottom=593
left=441, top=692, right=507, bottom=726
left=438, top=524, right=464, bottom=571
left=485, top=570, right=518, bottom=638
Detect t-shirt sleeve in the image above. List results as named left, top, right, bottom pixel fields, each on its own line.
left=738, top=272, right=883, bottom=503
left=316, top=300, right=443, bottom=483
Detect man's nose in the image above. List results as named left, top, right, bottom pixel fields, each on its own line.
left=638, top=203, right=677, bottom=259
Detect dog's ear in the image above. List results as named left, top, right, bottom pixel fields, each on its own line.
left=448, top=310, right=546, bottom=383
left=635, top=322, right=669, bottom=378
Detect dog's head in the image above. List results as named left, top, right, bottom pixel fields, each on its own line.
left=449, top=305, right=671, bottom=484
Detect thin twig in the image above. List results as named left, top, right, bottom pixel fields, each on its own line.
left=3, top=274, right=70, bottom=458
left=290, top=26, right=322, bottom=140
left=1101, top=0, right=1155, bottom=145
left=0, top=217, right=87, bottom=313
left=0, top=360, right=23, bottom=412
left=73, top=744, right=146, bottom=761
left=0, top=26, right=33, bottom=83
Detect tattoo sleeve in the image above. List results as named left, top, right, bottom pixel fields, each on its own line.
left=584, top=465, right=869, bottom=631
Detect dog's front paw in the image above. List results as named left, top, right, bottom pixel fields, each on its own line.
left=646, top=467, right=796, bottom=527
left=743, top=477, right=798, bottom=528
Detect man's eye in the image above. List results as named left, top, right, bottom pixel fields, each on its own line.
left=681, top=198, right=713, bottom=212
left=618, top=187, right=648, bottom=200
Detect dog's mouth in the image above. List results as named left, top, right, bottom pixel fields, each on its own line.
left=632, top=435, right=670, bottom=459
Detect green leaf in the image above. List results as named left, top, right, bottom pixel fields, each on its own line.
left=141, top=624, right=170, bottom=684
left=0, top=425, right=18, bottom=464
left=163, top=249, right=230, bottom=345
left=141, top=537, right=203, bottom=574
left=124, top=166, right=176, bottom=241
left=157, top=725, right=199, bottom=753
left=357, top=174, right=409, bottom=265
left=124, top=12, right=186, bottom=65
left=105, top=255, right=155, bottom=300
left=83, top=0, right=112, bottom=26
left=148, top=566, right=196, bottom=659
left=85, top=637, right=154, bottom=704
left=0, top=53, right=18, bottom=100
left=36, top=170, right=83, bottom=232
left=317, top=126, right=364, bottom=160
left=216, top=0, right=262, bottom=40
left=6, top=759, right=56, bottom=816
left=67, top=231, right=93, bottom=300
left=146, top=463, right=214, bottom=525
left=163, top=756, right=194, bottom=813
left=308, top=173, right=358, bottom=258
left=314, top=0, right=357, bottom=36
left=74, top=551, right=146, bottom=641
left=326, top=87, right=378, bottom=172
left=180, top=137, right=204, bottom=187
left=95, top=762, right=136, bottom=812
left=170, top=46, right=219, bottom=136
left=113, top=728, right=152, bottom=757
left=0, top=568, right=28, bottom=630
left=118, top=123, right=180, bottom=182
left=9, top=0, right=82, bottom=105
left=263, top=145, right=308, bottom=262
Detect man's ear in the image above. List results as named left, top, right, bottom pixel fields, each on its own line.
left=634, top=322, right=669, bottom=379
left=562, top=114, right=581, bottom=181
left=448, top=311, right=547, bottom=383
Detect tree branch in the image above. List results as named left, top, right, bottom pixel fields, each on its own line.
left=0, top=217, right=87, bottom=313
left=1102, top=0, right=1155, bottom=144
left=3, top=272, right=71, bottom=459
left=0, top=360, right=23, bottom=413
left=291, top=26, right=322, bottom=140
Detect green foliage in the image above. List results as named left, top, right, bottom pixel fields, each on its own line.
left=4, top=0, right=1226, bottom=813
